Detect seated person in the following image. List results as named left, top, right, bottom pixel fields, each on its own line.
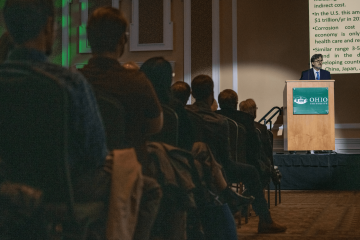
left=3, top=0, right=109, bottom=202
left=79, top=7, right=163, bottom=165
left=80, top=8, right=164, bottom=240
left=215, top=89, right=260, bottom=162
left=240, top=99, right=273, bottom=178
left=171, top=81, right=191, bottom=107
left=140, top=57, right=194, bottom=151
left=170, top=80, right=245, bottom=197
left=186, top=75, right=286, bottom=234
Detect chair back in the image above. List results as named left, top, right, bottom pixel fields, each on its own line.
left=267, top=130, right=274, bottom=166
left=150, top=105, right=179, bottom=147
left=225, top=117, right=238, bottom=163
left=236, top=123, right=247, bottom=164
left=185, top=109, right=205, bottom=143
left=95, top=90, right=126, bottom=150
left=254, top=128, right=263, bottom=159
left=0, top=63, right=73, bottom=207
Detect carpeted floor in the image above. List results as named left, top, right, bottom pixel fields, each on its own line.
left=237, top=190, right=360, bottom=240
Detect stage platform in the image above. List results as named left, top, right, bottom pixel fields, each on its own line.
left=270, top=153, right=360, bottom=190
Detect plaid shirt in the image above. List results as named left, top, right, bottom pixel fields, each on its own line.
left=6, top=48, right=108, bottom=171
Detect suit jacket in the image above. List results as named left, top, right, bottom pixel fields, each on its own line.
left=300, top=68, right=331, bottom=80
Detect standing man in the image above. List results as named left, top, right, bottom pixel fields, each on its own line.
left=300, top=54, right=332, bottom=154
left=300, top=54, right=331, bottom=80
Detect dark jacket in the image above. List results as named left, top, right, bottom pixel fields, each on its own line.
left=300, top=68, right=331, bottom=80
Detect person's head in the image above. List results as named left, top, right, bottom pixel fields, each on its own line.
left=239, top=98, right=257, bottom=118
left=87, top=7, right=128, bottom=57
left=218, top=89, right=238, bottom=110
left=140, top=57, right=172, bottom=104
left=3, top=0, right=55, bottom=55
left=0, top=32, right=14, bottom=63
left=191, top=75, right=214, bottom=105
left=171, top=81, right=191, bottom=106
left=123, top=61, right=140, bottom=70
left=311, top=53, right=323, bottom=71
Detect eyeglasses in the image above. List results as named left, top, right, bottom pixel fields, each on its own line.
left=314, top=60, right=323, bottom=63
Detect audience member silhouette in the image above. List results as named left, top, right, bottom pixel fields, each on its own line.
left=240, top=99, right=272, bottom=159
left=3, top=0, right=108, bottom=197
left=217, top=91, right=271, bottom=187
left=186, top=75, right=287, bottom=234
left=79, top=7, right=163, bottom=165
left=240, top=98, right=273, bottom=184
left=140, top=57, right=195, bottom=151
left=1, top=1, right=110, bottom=238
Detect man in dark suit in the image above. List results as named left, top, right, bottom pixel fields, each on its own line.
left=300, top=54, right=331, bottom=80
left=300, top=54, right=332, bottom=154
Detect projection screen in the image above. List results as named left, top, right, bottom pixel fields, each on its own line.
left=309, top=0, right=360, bottom=74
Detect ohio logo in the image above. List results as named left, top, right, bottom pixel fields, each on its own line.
left=294, top=96, right=308, bottom=104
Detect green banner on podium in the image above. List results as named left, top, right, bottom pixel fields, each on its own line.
left=293, top=87, right=329, bottom=115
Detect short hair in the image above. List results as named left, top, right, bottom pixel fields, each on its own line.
left=140, top=57, right=172, bottom=104
left=218, top=89, right=238, bottom=109
left=87, top=7, right=128, bottom=54
left=239, top=98, right=257, bottom=118
left=311, top=54, right=323, bottom=63
left=171, top=81, right=191, bottom=106
left=191, top=75, right=214, bottom=101
left=3, top=0, right=55, bottom=45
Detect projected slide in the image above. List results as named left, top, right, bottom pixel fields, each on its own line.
left=309, top=0, right=360, bottom=74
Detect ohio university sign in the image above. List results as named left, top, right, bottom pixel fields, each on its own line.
left=293, top=88, right=329, bottom=115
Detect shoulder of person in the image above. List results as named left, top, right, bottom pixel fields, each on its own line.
left=39, top=62, right=90, bottom=87
left=237, top=110, right=254, bottom=120
left=320, top=69, right=330, bottom=74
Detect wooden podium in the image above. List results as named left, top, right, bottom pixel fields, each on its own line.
left=283, top=80, right=335, bottom=151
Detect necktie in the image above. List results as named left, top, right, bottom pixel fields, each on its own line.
left=316, top=71, right=320, bottom=80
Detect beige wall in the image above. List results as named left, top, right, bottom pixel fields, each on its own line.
left=66, top=0, right=360, bottom=138
left=191, top=0, right=212, bottom=80
left=67, top=0, right=184, bottom=83
left=120, top=0, right=184, bottom=83
left=217, top=0, right=359, bottom=138
left=219, top=0, right=234, bottom=92
left=2, top=0, right=358, bottom=138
